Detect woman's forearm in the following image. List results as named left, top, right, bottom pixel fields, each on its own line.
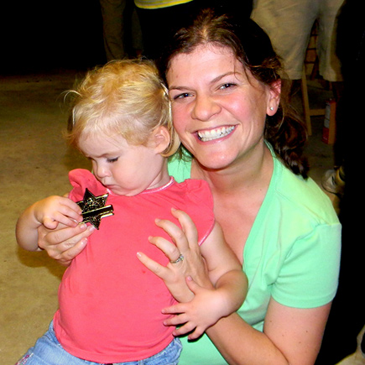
left=206, top=313, right=288, bottom=365
left=206, top=300, right=330, bottom=365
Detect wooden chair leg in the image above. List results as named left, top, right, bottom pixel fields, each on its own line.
left=301, top=67, right=312, bottom=136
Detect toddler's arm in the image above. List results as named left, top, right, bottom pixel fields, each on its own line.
left=16, top=196, right=83, bottom=251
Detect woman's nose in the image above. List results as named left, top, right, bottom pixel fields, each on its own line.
left=191, top=95, right=221, bottom=121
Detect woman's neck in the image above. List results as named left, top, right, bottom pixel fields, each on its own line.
left=191, top=143, right=273, bottom=197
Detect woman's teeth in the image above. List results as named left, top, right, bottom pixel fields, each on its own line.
left=197, top=126, right=235, bottom=141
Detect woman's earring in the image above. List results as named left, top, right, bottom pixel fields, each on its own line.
left=270, top=106, right=274, bottom=111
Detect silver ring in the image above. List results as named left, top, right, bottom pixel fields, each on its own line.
left=170, top=253, right=184, bottom=264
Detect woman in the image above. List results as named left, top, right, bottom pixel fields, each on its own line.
left=21, top=8, right=341, bottom=364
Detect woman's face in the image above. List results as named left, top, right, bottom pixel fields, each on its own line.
left=167, top=44, right=280, bottom=171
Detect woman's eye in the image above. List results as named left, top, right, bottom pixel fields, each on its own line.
left=219, top=83, right=236, bottom=90
left=107, top=157, right=119, bottom=163
left=173, top=92, right=191, bottom=100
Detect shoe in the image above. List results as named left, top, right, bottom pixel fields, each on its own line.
left=336, top=326, right=365, bottom=365
left=321, top=168, right=345, bottom=196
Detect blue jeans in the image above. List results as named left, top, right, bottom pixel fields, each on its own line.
left=16, top=322, right=182, bottom=365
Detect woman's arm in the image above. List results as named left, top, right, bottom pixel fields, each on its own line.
left=204, top=299, right=331, bottom=365
left=139, top=209, right=332, bottom=364
left=139, top=209, right=247, bottom=339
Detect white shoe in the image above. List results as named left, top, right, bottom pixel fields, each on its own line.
left=337, top=326, right=365, bottom=365
left=322, top=168, right=345, bottom=196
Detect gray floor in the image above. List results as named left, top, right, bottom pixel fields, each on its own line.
left=0, top=71, right=337, bottom=364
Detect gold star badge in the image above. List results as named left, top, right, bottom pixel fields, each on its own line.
left=76, top=188, right=114, bottom=229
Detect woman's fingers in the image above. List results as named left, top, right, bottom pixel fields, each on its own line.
left=170, top=209, right=199, bottom=250
left=37, top=224, right=95, bottom=264
left=153, top=217, right=190, bottom=254
left=151, top=209, right=200, bottom=261
left=136, top=252, right=170, bottom=280
left=148, top=235, right=181, bottom=263
left=57, top=238, right=88, bottom=265
left=39, top=224, right=92, bottom=246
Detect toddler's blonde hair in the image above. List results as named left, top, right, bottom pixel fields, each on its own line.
left=67, top=59, right=179, bottom=157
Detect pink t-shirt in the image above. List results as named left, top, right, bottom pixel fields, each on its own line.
left=53, top=169, right=215, bottom=363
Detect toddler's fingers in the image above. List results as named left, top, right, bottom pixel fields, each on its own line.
left=164, top=313, right=189, bottom=327
left=43, top=217, right=58, bottom=230
left=173, top=322, right=197, bottom=337
left=59, top=205, right=83, bottom=223
left=162, top=303, right=187, bottom=315
left=187, top=326, right=205, bottom=340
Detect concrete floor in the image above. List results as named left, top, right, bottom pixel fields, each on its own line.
left=0, top=71, right=337, bottom=364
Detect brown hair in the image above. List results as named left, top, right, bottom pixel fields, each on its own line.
left=157, top=8, right=309, bottom=178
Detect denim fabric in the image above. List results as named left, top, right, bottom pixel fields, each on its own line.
left=16, top=322, right=182, bottom=365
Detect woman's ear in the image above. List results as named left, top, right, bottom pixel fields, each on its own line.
left=267, top=79, right=281, bottom=116
left=151, top=126, right=171, bottom=154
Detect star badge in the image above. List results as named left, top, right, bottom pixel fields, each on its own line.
left=76, top=188, right=114, bottom=230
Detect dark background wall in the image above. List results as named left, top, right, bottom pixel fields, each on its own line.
left=2, top=0, right=106, bottom=75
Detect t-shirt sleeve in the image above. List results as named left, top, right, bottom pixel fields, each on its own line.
left=177, top=179, right=215, bottom=246
left=272, top=222, right=341, bottom=308
left=68, top=169, right=106, bottom=202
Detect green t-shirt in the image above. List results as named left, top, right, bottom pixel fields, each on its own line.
left=167, top=150, right=341, bottom=364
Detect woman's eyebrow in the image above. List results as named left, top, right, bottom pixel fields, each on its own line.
left=169, top=71, right=239, bottom=90
left=211, top=71, right=237, bottom=83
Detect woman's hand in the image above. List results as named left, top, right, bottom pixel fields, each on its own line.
left=38, top=223, right=95, bottom=266
left=137, top=208, right=212, bottom=303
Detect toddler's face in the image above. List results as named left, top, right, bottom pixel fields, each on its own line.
left=78, top=133, right=168, bottom=196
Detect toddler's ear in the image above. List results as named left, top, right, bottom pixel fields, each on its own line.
left=152, top=126, right=171, bottom=154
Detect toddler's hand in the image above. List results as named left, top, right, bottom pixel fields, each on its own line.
left=162, top=276, right=227, bottom=340
left=33, top=196, right=82, bottom=229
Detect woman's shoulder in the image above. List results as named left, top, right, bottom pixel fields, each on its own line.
left=270, top=158, right=339, bottom=225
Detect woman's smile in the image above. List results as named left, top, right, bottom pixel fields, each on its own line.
left=196, top=125, right=236, bottom=142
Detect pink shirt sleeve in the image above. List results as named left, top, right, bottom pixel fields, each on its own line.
left=175, top=179, right=215, bottom=246
left=68, top=169, right=106, bottom=202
